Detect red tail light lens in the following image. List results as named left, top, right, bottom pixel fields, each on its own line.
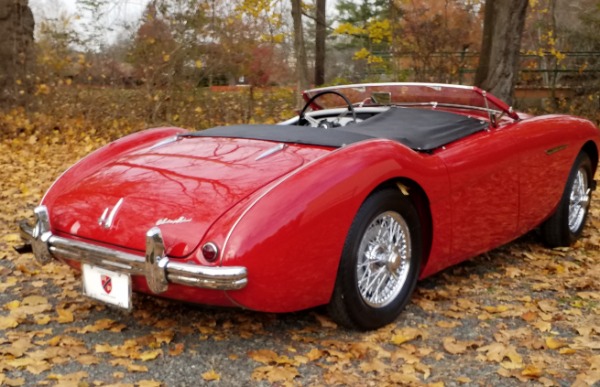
left=201, top=242, right=219, bottom=262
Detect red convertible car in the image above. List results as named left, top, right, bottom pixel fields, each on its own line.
left=19, top=83, right=599, bottom=330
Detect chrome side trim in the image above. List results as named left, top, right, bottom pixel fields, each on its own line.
left=19, top=206, right=247, bottom=292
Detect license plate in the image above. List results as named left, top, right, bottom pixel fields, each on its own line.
left=82, top=264, right=131, bottom=310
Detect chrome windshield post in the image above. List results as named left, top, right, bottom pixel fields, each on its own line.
left=145, top=227, right=169, bottom=294
left=482, top=90, right=496, bottom=129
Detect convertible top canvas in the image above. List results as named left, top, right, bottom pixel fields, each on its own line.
left=186, top=107, right=488, bottom=151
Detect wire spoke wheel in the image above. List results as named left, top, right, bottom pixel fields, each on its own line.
left=542, top=152, right=594, bottom=247
left=328, top=188, right=422, bottom=330
left=568, top=167, right=590, bottom=233
left=357, top=211, right=411, bottom=308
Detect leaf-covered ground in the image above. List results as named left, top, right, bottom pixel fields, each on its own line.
left=1, top=111, right=599, bottom=386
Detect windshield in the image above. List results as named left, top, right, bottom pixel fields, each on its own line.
left=302, top=83, right=517, bottom=119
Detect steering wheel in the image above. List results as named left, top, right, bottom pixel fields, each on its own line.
left=298, top=90, right=358, bottom=127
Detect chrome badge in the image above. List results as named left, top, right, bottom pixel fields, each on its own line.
left=98, top=198, right=124, bottom=229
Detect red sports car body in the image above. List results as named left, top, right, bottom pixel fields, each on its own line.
left=19, top=83, right=600, bottom=329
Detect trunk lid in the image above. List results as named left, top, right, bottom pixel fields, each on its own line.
left=49, top=136, right=327, bottom=257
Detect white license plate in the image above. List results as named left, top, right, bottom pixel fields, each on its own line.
left=82, top=264, right=131, bottom=309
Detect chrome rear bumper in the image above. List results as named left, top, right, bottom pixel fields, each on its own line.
left=18, top=206, right=247, bottom=293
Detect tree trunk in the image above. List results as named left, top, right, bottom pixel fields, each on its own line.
left=0, top=0, right=35, bottom=106
left=314, top=0, right=326, bottom=86
left=291, top=0, right=309, bottom=94
left=474, top=0, right=528, bottom=105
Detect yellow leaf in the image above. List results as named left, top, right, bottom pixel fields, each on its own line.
left=442, top=337, right=479, bottom=355
left=251, top=365, right=299, bottom=383
left=127, top=363, right=148, bottom=372
left=391, top=327, right=424, bottom=345
left=23, top=295, right=48, bottom=305
left=139, top=349, right=162, bottom=361
left=35, top=315, right=51, bottom=325
left=559, top=348, right=576, bottom=354
left=306, top=348, right=325, bottom=361
left=533, top=321, right=552, bottom=332
left=163, top=54, right=170, bottom=62
left=5, top=300, right=21, bottom=310
left=546, top=337, right=568, bottom=350
left=138, top=381, right=161, bottom=387
left=521, top=365, right=542, bottom=377
left=0, top=316, right=19, bottom=329
left=2, top=233, right=21, bottom=243
left=57, top=308, right=74, bottom=323
left=484, top=305, right=510, bottom=313
left=248, top=349, right=278, bottom=364
left=435, top=320, right=462, bottom=328
left=202, top=369, right=221, bottom=381
left=195, top=60, right=203, bottom=68
left=3, top=377, right=25, bottom=386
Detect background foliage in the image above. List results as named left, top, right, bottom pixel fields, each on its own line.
left=1, top=0, right=599, bottom=136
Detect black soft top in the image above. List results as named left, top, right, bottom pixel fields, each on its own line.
left=184, top=107, right=488, bottom=151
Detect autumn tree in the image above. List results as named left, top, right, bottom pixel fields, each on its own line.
left=0, top=0, right=35, bottom=105
left=314, top=0, right=326, bottom=86
left=333, top=0, right=391, bottom=79
left=393, top=0, right=482, bottom=83
left=291, top=0, right=309, bottom=90
left=130, top=2, right=177, bottom=86
left=475, top=0, right=529, bottom=105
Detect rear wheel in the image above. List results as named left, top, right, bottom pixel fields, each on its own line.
left=328, top=189, right=422, bottom=330
left=541, top=152, right=593, bottom=247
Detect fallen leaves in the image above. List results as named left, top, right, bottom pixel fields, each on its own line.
left=545, top=336, right=568, bottom=350
left=442, top=337, right=481, bottom=355
left=202, top=369, right=221, bottom=381
left=390, top=327, right=427, bottom=345
left=1, top=109, right=599, bottom=386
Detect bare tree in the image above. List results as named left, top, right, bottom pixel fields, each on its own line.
left=291, top=0, right=309, bottom=92
left=314, top=0, right=326, bottom=86
left=474, top=0, right=528, bottom=105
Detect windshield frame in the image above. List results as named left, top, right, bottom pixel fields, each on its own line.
left=302, top=83, right=519, bottom=121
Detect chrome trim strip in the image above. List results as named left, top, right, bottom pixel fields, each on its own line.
left=305, top=82, right=475, bottom=94
left=19, top=206, right=247, bottom=293
left=255, top=143, right=287, bottom=160
left=148, top=136, right=179, bottom=150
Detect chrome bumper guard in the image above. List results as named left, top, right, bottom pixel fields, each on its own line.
left=18, top=206, right=247, bottom=293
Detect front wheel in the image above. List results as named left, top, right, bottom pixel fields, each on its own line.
left=541, top=152, right=594, bottom=247
left=328, top=189, right=422, bottom=330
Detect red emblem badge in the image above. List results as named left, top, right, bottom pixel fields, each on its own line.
left=101, top=275, right=112, bottom=294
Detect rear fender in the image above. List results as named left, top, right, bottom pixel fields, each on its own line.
left=210, top=139, right=450, bottom=312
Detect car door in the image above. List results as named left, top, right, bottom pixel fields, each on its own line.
left=437, top=123, right=520, bottom=264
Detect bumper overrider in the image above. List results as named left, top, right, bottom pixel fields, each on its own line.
left=18, top=206, right=247, bottom=293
